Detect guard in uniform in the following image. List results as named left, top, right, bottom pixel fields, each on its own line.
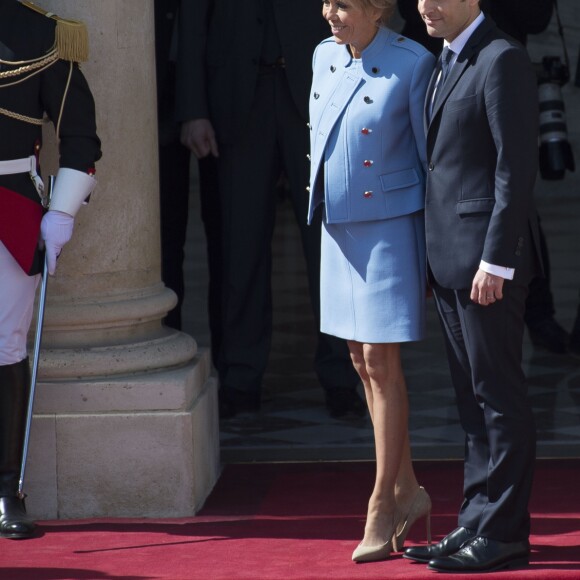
left=0, top=0, right=101, bottom=538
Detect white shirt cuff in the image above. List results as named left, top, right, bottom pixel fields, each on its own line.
left=480, top=260, right=514, bottom=280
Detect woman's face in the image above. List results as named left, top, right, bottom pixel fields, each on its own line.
left=322, top=0, right=382, bottom=58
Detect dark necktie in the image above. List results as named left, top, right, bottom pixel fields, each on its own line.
left=439, top=46, right=454, bottom=86
left=429, top=47, right=454, bottom=122
left=438, top=46, right=454, bottom=89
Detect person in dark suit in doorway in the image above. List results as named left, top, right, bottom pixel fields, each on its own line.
left=176, top=0, right=363, bottom=419
left=403, top=0, right=541, bottom=573
left=154, top=1, right=223, bottom=367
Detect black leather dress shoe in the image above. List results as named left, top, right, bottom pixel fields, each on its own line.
left=403, top=526, right=476, bottom=563
left=428, top=536, right=530, bottom=573
left=0, top=496, right=36, bottom=539
left=325, top=388, right=366, bottom=419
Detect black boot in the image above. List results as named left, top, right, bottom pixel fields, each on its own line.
left=0, top=359, right=36, bottom=539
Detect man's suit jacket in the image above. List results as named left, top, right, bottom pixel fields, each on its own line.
left=424, top=17, right=541, bottom=289
left=176, top=0, right=329, bottom=144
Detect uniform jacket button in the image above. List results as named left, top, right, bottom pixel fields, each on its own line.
left=363, top=191, right=373, bottom=198
left=363, top=160, right=373, bottom=167
left=428, top=163, right=434, bottom=171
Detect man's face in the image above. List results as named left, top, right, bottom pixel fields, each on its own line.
left=417, top=0, right=480, bottom=42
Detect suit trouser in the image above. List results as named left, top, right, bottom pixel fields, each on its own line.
left=432, top=281, right=536, bottom=542
left=216, top=68, right=358, bottom=399
left=159, top=137, right=190, bottom=331
left=198, top=156, right=223, bottom=369
left=0, top=242, right=38, bottom=365
left=158, top=140, right=224, bottom=368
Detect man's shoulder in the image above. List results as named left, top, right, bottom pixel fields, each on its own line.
left=0, top=2, right=55, bottom=59
left=18, top=1, right=89, bottom=62
left=16, top=1, right=56, bottom=30
left=467, top=19, right=529, bottom=68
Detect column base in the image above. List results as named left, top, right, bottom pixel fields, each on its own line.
left=24, top=348, right=220, bottom=519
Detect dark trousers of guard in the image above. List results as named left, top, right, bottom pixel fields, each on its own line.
left=215, top=66, right=360, bottom=416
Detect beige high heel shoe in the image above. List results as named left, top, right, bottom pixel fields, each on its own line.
left=351, top=538, right=393, bottom=563
left=352, top=509, right=399, bottom=563
left=392, top=486, right=432, bottom=552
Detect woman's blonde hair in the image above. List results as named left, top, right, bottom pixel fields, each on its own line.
left=356, top=0, right=397, bottom=27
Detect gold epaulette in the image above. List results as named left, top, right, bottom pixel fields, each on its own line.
left=19, top=0, right=89, bottom=62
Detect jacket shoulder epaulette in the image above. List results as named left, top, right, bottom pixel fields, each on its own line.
left=19, top=0, right=89, bottom=62
left=389, top=34, right=430, bottom=58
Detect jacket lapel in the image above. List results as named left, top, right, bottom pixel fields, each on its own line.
left=428, top=17, right=495, bottom=127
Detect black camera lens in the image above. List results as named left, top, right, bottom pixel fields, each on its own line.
left=536, top=57, right=575, bottom=180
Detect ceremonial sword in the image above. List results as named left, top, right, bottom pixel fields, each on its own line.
left=18, top=174, right=54, bottom=499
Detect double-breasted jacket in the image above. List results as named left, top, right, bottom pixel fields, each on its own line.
left=307, top=27, right=435, bottom=225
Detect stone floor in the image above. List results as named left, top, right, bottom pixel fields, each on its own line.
left=181, top=4, right=580, bottom=464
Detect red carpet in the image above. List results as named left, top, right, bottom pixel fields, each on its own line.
left=1, top=459, right=579, bottom=579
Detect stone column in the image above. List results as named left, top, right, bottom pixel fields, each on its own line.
left=24, top=0, right=220, bottom=519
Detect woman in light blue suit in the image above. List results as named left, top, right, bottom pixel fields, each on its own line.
left=309, top=0, right=435, bottom=563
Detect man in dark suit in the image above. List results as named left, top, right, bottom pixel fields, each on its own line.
left=397, top=0, right=569, bottom=354
left=175, top=0, right=363, bottom=418
left=403, top=0, right=541, bottom=573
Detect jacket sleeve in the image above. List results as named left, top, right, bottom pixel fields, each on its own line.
left=175, top=0, right=211, bottom=121
left=482, top=46, right=539, bottom=267
left=41, top=59, right=101, bottom=173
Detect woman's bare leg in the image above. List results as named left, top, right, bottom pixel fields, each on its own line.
left=348, top=341, right=417, bottom=547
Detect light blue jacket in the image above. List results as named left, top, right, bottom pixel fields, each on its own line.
left=307, top=27, right=435, bottom=224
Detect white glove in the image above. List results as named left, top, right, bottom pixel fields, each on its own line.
left=40, top=210, right=74, bottom=275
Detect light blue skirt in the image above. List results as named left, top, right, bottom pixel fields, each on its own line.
left=320, top=211, right=426, bottom=343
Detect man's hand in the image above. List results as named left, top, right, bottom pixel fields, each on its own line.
left=470, top=269, right=504, bottom=306
left=40, top=210, right=74, bottom=275
left=180, top=118, right=219, bottom=159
